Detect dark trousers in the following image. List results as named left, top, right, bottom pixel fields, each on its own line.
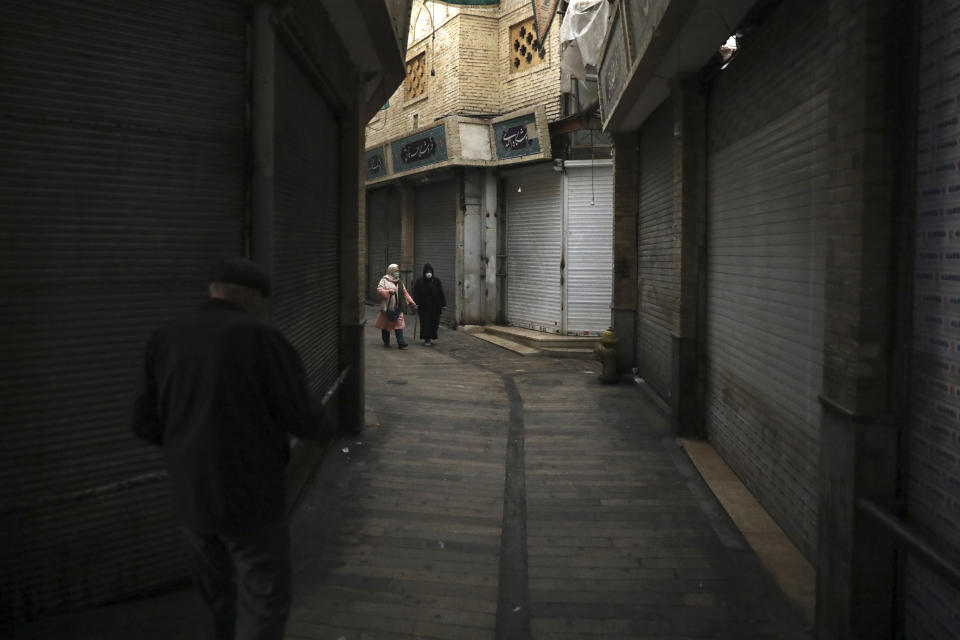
left=381, top=328, right=405, bottom=345
left=180, top=522, right=291, bottom=640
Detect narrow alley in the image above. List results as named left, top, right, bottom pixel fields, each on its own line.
left=4, top=1, right=957, bottom=638
left=14, top=307, right=809, bottom=640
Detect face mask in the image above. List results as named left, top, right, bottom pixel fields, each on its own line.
left=426, top=272, right=433, bottom=279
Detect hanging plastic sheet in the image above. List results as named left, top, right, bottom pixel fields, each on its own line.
left=559, top=0, right=611, bottom=81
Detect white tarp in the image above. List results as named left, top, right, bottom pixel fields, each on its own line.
left=559, top=0, right=610, bottom=81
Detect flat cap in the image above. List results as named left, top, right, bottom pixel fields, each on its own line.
left=209, top=257, right=272, bottom=297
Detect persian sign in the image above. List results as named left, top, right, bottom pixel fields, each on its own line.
left=366, top=148, right=386, bottom=180
left=391, top=124, right=448, bottom=172
left=531, top=0, right=561, bottom=42
left=494, top=114, right=541, bottom=160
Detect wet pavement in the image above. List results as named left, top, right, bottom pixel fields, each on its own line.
left=11, top=306, right=812, bottom=639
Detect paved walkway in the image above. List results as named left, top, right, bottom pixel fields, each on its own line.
left=12, top=307, right=812, bottom=639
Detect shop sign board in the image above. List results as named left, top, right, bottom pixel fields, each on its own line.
left=391, top=124, right=448, bottom=172
left=493, top=114, right=542, bottom=160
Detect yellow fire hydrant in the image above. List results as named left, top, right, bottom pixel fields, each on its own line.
left=594, top=327, right=619, bottom=383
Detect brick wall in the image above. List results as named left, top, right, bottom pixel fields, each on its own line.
left=458, top=13, right=499, bottom=115
left=365, top=8, right=467, bottom=147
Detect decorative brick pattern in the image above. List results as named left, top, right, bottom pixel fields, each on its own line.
left=509, top=17, right=546, bottom=73
left=405, top=52, right=427, bottom=101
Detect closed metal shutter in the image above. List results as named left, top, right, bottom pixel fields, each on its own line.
left=503, top=164, right=563, bottom=333
left=0, top=0, right=247, bottom=620
left=635, top=102, right=675, bottom=398
left=705, top=90, right=828, bottom=561
left=273, top=41, right=340, bottom=395
left=907, top=2, right=960, bottom=635
left=367, top=187, right=401, bottom=300
left=414, top=181, right=458, bottom=327
left=565, top=161, right=614, bottom=336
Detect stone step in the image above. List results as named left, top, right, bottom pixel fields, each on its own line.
left=472, top=332, right=540, bottom=356
left=482, top=324, right=600, bottom=349
left=539, top=346, right=597, bottom=360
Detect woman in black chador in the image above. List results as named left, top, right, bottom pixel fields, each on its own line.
left=412, top=263, right=446, bottom=346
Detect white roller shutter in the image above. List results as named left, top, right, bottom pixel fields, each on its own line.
left=705, top=90, right=828, bottom=560
left=414, top=181, right=457, bottom=327
left=636, top=102, right=675, bottom=399
left=907, top=2, right=960, bottom=636
left=503, top=164, right=563, bottom=333
left=565, top=160, right=613, bottom=336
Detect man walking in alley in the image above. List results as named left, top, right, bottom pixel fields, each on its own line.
left=131, top=257, right=329, bottom=640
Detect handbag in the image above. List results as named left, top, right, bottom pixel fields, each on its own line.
left=385, top=285, right=402, bottom=321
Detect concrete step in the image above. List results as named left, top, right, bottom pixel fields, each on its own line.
left=540, top=346, right=597, bottom=360
left=482, top=324, right=600, bottom=349
left=464, top=324, right=599, bottom=359
left=472, top=332, right=540, bottom=356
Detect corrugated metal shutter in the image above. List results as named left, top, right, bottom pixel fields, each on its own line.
left=636, top=102, right=675, bottom=398
left=705, top=90, right=828, bottom=561
left=414, top=181, right=458, bottom=327
left=565, top=161, right=613, bottom=336
left=367, top=187, right=401, bottom=300
left=503, top=164, right=563, bottom=333
left=273, top=41, right=340, bottom=395
left=0, top=0, right=247, bottom=621
left=907, top=2, right=960, bottom=635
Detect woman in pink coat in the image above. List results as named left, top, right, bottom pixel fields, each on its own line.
left=375, top=263, right=417, bottom=348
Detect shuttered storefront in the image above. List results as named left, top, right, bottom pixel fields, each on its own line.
left=907, top=1, right=960, bottom=635
left=414, top=181, right=458, bottom=327
left=503, top=164, right=563, bottom=333
left=636, top=102, right=675, bottom=399
left=705, top=89, right=828, bottom=561
left=367, top=187, right=401, bottom=300
left=565, top=161, right=614, bottom=336
left=273, top=41, right=340, bottom=395
left=0, top=0, right=247, bottom=620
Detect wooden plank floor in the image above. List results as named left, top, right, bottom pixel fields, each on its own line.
left=285, top=308, right=812, bottom=639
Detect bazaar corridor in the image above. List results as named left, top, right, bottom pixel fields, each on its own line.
left=14, top=306, right=811, bottom=640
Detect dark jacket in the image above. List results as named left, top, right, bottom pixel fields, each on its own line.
left=132, top=298, right=323, bottom=535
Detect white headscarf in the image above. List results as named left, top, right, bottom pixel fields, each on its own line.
left=385, top=263, right=400, bottom=282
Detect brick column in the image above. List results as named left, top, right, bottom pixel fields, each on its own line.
left=399, top=182, right=416, bottom=289
left=338, top=93, right=365, bottom=436
left=670, top=74, right=707, bottom=438
left=816, top=0, right=904, bottom=637
left=611, top=133, right=640, bottom=373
